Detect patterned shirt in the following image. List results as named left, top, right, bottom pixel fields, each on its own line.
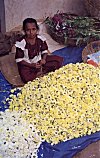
left=15, top=35, right=48, bottom=63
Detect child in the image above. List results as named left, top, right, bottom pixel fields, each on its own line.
left=15, top=18, right=63, bottom=83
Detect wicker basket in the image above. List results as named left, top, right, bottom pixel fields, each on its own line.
left=82, top=40, right=100, bottom=63
left=45, top=13, right=100, bottom=46
left=46, top=25, right=79, bottom=46
left=46, top=25, right=99, bottom=46
left=0, top=53, right=24, bottom=87
left=84, top=0, right=100, bottom=18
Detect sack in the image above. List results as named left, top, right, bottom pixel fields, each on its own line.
left=0, top=33, right=11, bottom=56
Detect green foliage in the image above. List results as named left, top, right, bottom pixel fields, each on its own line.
left=45, top=13, right=100, bottom=45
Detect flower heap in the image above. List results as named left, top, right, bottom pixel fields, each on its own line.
left=8, top=63, right=100, bottom=145
left=0, top=110, right=42, bottom=158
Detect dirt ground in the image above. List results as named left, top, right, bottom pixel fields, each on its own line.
left=74, top=140, right=100, bottom=158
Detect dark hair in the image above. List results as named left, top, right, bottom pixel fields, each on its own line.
left=23, top=18, right=39, bottom=31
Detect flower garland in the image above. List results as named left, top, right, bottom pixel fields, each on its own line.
left=0, top=110, right=42, bottom=158
left=7, top=63, right=100, bottom=144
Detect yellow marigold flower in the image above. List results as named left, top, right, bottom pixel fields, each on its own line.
left=7, top=63, right=100, bottom=144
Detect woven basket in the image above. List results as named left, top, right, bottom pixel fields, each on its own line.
left=46, top=25, right=79, bottom=46
left=82, top=40, right=100, bottom=63
left=46, top=24, right=100, bottom=46
left=84, top=0, right=100, bottom=18
left=45, top=13, right=100, bottom=46
left=0, top=53, right=24, bottom=87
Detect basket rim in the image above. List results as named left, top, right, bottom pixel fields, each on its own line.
left=82, top=40, right=100, bottom=63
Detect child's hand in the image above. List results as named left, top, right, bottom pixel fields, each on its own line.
left=31, top=63, right=41, bottom=68
left=40, top=59, right=46, bottom=65
left=35, top=62, right=41, bottom=68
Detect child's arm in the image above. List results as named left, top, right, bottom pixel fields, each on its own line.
left=15, top=48, right=41, bottom=68
left=40, top=40, right=49, bottom=64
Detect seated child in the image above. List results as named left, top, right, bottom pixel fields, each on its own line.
left=15, top=18, right=63, bottom=83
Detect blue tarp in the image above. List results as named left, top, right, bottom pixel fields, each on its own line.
left=0, top=46, right=100, bottom=158
left=38, top=131, right=100, bottom=158
left=0, top=72, right=11, bottom=111
left=53, top=46, right=84, bottom=66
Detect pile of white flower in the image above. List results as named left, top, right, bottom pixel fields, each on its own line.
left=0, top=110, right=42, bottom=158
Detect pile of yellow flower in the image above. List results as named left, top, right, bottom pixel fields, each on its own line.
left=8, top=63, right=100, bottom=144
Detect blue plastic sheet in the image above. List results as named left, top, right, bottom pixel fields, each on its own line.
left=0, top=46, right=100, bottom=158
left=38, top=132, right=100, bottom=158
left=0, top=72, right=12, bottom=111
left=53, top=46, right=85, bottom=66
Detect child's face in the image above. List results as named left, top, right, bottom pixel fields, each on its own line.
left=24, top=22, right=38, bottom=39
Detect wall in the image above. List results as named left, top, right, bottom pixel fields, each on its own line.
left=0, top=0, right=6, bottom=32
left=4, top=0, right=86, bottom=32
